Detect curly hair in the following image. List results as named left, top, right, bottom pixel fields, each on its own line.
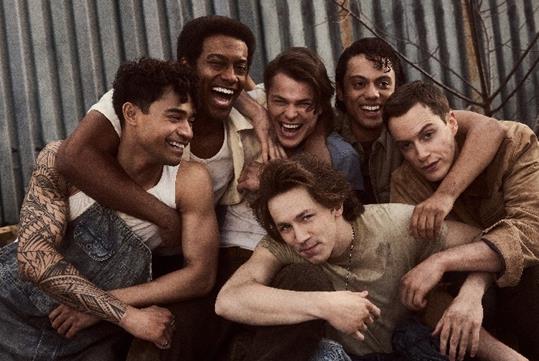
left=112, top=57, right=198, bottom=126
left=264, top=47, right=335, bottom=133
left=382, top=80, right=450, bottom=127
left=251, top=154, right=364, bottom=243
left=176, top=15, right=256, bottom=66
left=335, top=37, right=405, bottom=113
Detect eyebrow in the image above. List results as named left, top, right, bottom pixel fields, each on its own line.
left=275, top=210, right=309, bottom=228
left=395, top=123, right=434, bottom=142
left=270, top=95, right=312, bottom=103
left=207, top=53, right=247, bottom=63
left=164, top=108, right=188, bottom=116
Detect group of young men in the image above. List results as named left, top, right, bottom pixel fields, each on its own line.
left=0, top=14, right=538, bottom=361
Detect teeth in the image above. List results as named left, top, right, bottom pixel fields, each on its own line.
left=281, top=123, right=301, bottom=130
left=361, top=105, right=380, bottom=111
left=168, top=141, right=185, bottom=150
left=212, top=87, right=234, bottom=95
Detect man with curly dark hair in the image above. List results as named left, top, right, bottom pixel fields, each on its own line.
left=0, top=57, right=218, bottom=360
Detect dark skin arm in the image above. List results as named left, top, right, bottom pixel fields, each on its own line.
left=56, top=110, right=181, bottom=247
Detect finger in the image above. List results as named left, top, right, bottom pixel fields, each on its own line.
left=260, top=139, right=269, bottom=163
left=276, top=144, right=287, bottom=159
left=367, top=303, right=381, bottom=318
left=449, top=327, right=462, bottom=361
left=351, top=330, right=365, bottom=341
left=65, top=323, right=80, bottom=339
left=56, top=318, right=73, bottom=336
left=470, top=325, right=480, bottom=357
left=417, top=212, right=428, bottom=240
left=439, top=321, right=451, bottom=356
left=49, top=305, right=63, bottom=322
left=412, top=288, right=427, bottom=310
left=365, top=315, right=375, bottom=325
left=457, top=325, right=470, bottom=361
left=425, top=212, right=436, bottom=240
left=433, top=318, right=443, bottom=336
left=410, top=206, right=421, bottom=238
left=51, top=311, right=70, bottom=330
left=433, top=211, right=444, bottom=239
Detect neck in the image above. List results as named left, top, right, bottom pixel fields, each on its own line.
left=350, top=121, right=382, bottom=143
left=117, top=137, right=163, bottom=190
left=330, top=218, right=355, bottom=260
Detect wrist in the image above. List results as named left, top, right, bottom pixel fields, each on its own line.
left=310, top=292, right=332, bottom=321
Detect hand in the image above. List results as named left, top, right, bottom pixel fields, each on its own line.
left=323, top=291, right=381, bottom=341
left=433, top=293, right=483, bottom=361
left=400, top=257, right=445, bottom=310
left=237, top=161, right=264, bottom=193
left=49, top=304, right=100, bottom=338
left=303, top=118, right=331, bottom=165
left=251, top=110, right=286, bottom=161
left=410, top=192, right=455, bottom=240
left=119, top=305, right=175, bottom=349
left=156, top=207, right=182, bottom=249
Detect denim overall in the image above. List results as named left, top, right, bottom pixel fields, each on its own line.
left=0, top=203, right=152, bottom=360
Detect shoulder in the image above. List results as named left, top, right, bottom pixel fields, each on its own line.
left=175, top=161, right=214, bottom=203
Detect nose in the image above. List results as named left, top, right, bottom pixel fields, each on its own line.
left=415, top=143, right=430, bottom=162
left=220, top=64, right=237, bottom=84
left=293, top=225, right=310, bottom=245
left=176, top=121, right=193, bottom=142
left=364, top=82, right=379, bottom=99
left=284, top=104, right=298, bottom=120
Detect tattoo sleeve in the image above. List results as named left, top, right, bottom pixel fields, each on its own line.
left=17, top=142, right=127, bottom=323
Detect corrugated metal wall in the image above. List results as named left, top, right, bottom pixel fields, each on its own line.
left=0, top=0, right=537, bottom=225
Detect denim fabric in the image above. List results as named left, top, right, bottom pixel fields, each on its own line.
left=311, top=339, right=352, bottom=361
left=327, top=132, right=364, bottom=192
left=0, top=203, right=151, bottom=360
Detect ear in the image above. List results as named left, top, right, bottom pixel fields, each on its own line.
left=122, top=102, right=138, bottom=126
left=447, top=110, right=458, bottom=136
left=336, top=84, right=343, bottom=102
left=178, top=57, right=189, bottom=66
left=332, top=203, right=344, bottom=218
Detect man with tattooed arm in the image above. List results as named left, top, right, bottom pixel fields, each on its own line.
left=0, top=58, right=217, bottom=360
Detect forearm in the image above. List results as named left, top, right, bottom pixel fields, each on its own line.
left=457, top=272, right=493, bottom=302
left=437, top=111, right=505, bottom=200
left=110, top=265, right=215, bottom=307
left=57, top=143, right=172, bottom=225
left=432, top=241, right=503, bottom=274
left=216, top=282, right=329, bottom=326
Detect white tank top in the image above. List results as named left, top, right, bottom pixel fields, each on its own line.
left=190, top=123, right=234, bottom=204
left=68, top=164, right=179, bottom=250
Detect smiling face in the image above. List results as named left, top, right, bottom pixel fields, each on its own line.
left=195, top=34, right=249, bottom=121
left=337, top=54, right=395, bottom=132
left=388, top=103, right=458, bottom=182
left=268, top=187, right=346, bottom=264
left=267, top=73, right=319, bottom=151
left=132, top=88, right=194, bottom=166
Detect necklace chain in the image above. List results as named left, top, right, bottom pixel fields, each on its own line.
left=344, top=224, right=355, bottom=290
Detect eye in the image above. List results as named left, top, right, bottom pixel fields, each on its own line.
left=399, top=142, right=412, bottom=151
left=298, top=102, right=313, bottom=111
left=208, top=60, right=226, bottom=70
left=279, top=224, right=292, bottom=233
left=421, top=131, right=434, bottom=141
left=302, top=213, right=314, bottom=222
left=352, top=81, right=366, bottom=90
left=377, top=79, right=391, bottom=89
left=234, top=64, right=248, bottom=75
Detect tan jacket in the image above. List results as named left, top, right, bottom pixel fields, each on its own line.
left=391, top=121, right=539, bottom=287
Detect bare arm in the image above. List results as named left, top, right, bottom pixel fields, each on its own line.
left=19, top=142, right=174, bottom=346
left=234, top=89, right=286, bottom=161
left=400, top=220, right=502, bottom=310
left=215, top=246, right=380, bottom=339
left=56, top=110, right=181, bottom=246
left=111, top=161, right=219, bottom=306
left=409, top=111, right=506, bottom=240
